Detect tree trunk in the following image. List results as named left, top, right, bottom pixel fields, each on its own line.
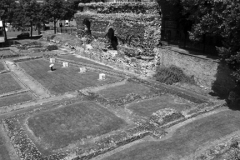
left=42, top=22, right=45, bottom=31
left=54, top=18, right=56, bottom=34
left=203, top=34, right=206, bottom=53
left=37, top=23, right=41, bottom=35
left=2, top=20, right=7, bottom=42
left=30, top=21, right=33, bottom=37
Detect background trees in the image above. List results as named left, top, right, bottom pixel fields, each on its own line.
left=166, top=0, right=240, bottom=84
left=0, top=0, right=17, bottom=41
left=13, top=0, right=42, bottom=37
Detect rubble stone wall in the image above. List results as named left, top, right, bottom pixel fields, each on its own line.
left=75, top=2, right=161, bottom=56
left=155, top=47, right=236, bottom=93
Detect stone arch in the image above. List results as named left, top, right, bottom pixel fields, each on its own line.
left=83, top=18, right=91, bottom=35
left=106, top=28, right=118, bottom=50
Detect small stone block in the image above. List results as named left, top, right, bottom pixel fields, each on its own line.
left=79, top=67, right=86, bottom=73
left=63, top=62, right=69, bottom=68
left=98, top=73, right=106, bottom=80
left=50, top=58, right=55, bottom=63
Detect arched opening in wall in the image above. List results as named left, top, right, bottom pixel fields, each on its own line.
left=106, top=28, right=118, bottom=50
left=83, top=18, right=91, bottom=35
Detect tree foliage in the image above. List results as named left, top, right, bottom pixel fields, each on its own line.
left=42, top=0, right=67, bottom=34
left=13, top=0, right=42, bottom=36
left=0, top=0, right=17, bottom=40
left=166, top=0, right=240, bottom=83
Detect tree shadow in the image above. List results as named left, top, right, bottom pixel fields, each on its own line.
left=209, top=60, right=240, bottom=110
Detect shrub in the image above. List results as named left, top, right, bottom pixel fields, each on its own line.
left=154, top=65, right=195, bottom=85
left=46, top=45, right=58, bottom=51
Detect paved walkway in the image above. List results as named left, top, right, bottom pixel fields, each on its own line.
left=5, top=61, right=50, bottom=99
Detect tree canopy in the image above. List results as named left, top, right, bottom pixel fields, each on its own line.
left=13, top=0, right=42, bottom=36
left=166, top=0, right=240, bottom=83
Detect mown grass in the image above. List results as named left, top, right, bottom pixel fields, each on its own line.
left=18, top=59, right=121, bottom=95
left=0, top=73, right=23, bottom=95
left=127, top=95, right=192, bottom=117
left=27, top=101, right=126, bottom=152
left=97, top=82, right=152, bottom=100
left=0, top=92, right=33, bottom=108
left=0, top=50, right=15, bottom=57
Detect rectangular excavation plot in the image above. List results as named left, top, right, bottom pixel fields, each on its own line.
left=0, top=92, right=33, bottom=108
left=97, top=81, right=152, bottom=100
left=0, top=73, right=23, bottom=95
left=18, top=59, right=122, bottom=95
left=126, top=95, right=194, bottom=117
left=24, top=101, right=127, bottom=154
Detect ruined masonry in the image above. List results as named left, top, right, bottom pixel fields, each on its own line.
left=75, top=2, right=162, bottom=76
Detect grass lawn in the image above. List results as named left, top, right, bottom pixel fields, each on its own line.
left=59, top=55, right=113, bottom=70
left=0, top=61, right=5, bottom=72
left=0, top=73, right=23, bottom=95
left=127, top=95, right=192, bottom=117
left=97, top=82, right=152, bottom=100
left=0, top=50, right=15, bottom=57
left=104, top=110, right=240, bottom=160
left=26, top=101, right=126, bottom=153
left=18, top=59, right=121, bottom=95
left=0, top=92, right=33, bottom=108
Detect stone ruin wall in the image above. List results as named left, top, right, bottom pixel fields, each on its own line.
left=73, top=2, right=235, bottom=93
left=75, top=2, right=162, bottom=76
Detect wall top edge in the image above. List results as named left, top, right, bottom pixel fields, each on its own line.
left=78, top=2, right=161, bottom=15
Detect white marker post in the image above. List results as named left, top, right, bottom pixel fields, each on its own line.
left=50, top=58, right=55, bottom=63
left=79, top=67, right=86, bottom=73
left=62, top=62, right=69, bottom=68
left=98, top=73, right=106, bottom=80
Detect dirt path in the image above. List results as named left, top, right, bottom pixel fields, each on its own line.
left=94, top=108, right=240, bottom=160
left=5, top=60, right=50, bottom=99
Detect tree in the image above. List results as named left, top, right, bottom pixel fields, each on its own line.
left=13, top=0, right=42, bottom=37
left=0, top=0, right=17, bottom=41
left=42, top=0, right=66, bottom=34
left=166, top=0, right=240, bottom=84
